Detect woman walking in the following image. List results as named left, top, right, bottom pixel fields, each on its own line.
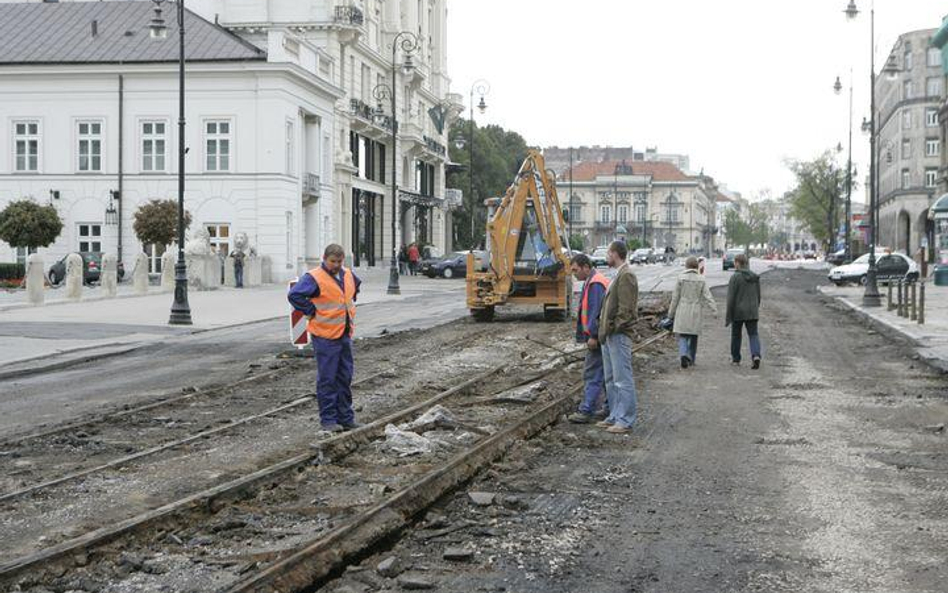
left=669, top=256, right=717, bottom=368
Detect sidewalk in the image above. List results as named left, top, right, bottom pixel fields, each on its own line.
left=0, top=268, right=462, bottom=372
left=819, top=281, right=948, bottom=372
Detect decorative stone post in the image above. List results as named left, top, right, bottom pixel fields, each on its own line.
left=133, top=252, right=149, bottom=295
left=65, top=253, right=83, bottom=300
left=161, top=250, right=175, bottom=292
left=25, top=253, right=45, bottom=306
left=101, top=253, right=118, bottom=298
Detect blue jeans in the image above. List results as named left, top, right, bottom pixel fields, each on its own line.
left=730, top=320, right=761, bottom=362
left=235, top=265, right=244, bottom=288
left=313, top=335, right=355, bottom=427
left=579, top=347, right=607, bottom=415
left=677, top=334, right=698, bottom=362
left=601, top=333, right=638, bottom=429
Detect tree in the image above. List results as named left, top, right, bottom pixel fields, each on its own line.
left=745, top=203, right=771, bottom=247
left=724, top=208, right=751, bottom=248
left=786, top=152, right=848, bottom=250
left=0, top=199, right=62, bottom=250
left=446, top=119, right=531, bottom=249
left=133, top=199, right=192, bottom=249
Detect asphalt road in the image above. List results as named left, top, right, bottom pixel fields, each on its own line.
left=0, top=286, right=469, bottom=439
left=345, top=268, right=948, bottom=593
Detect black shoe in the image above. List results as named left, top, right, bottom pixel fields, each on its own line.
left=340, top=421, right=362, bottom=431
left=680, top=356, right=691, bottom=369
left=752, top=357, right=761, bottom=370
left=320, top=423, right=344, bottom=434
left=731, top=360, right=741, bottom=366
left=568, top=412, right=594, bottom=424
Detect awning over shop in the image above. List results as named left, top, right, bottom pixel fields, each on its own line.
left=931, top=193, right=948, bottom=219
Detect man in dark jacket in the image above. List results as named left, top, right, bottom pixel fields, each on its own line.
left=725, top=253, right=762, bottom=369
left=568, top=253, right=610, bottom=424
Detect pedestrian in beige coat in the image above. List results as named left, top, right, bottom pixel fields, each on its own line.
left=669, top=256, right=717, bottom=368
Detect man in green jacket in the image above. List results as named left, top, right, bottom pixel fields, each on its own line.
left=597, top=240, right=639, bottom=434
left=725, top=253, right=762, bottom=369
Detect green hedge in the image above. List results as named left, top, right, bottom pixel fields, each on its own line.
left=0, top=263, right=25, bottom=281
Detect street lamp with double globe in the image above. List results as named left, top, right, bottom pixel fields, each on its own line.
left=467, top=80, right=489, bottom=249
left=148, top=0, right=192, bottom=325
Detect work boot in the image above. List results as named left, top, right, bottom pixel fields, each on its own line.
left=568, top=412, right=593, bottom=424
left=605, top=424, right=632, bottom=434
left=340, top=421, right=363, bottom=431
left=320, top=423, right=344, bottom=434
left=595, top=419, right=614, bottom=428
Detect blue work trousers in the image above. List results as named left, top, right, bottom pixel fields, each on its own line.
left=601, top=333, right=638, bottom=429
left=579, top=346, right=607, bottom=415
left=313, top=335, right=355, bottom=427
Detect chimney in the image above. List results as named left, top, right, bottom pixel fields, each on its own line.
left=91, top=19, right=98, bottom=38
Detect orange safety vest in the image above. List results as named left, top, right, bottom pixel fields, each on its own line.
left=306, top=266, right=357, bottom=339
left=579, top=272, right=610, bottom=336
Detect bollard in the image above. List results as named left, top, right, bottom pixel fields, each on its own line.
left=26, top=253, right=45, bottom=306
left=910, top=281, right=917, bottom=321
left=897, top=280, right=905, bottom=317
left=887, top=280, right=894, bottom=311
left=919, top=281, right=926, bottom=325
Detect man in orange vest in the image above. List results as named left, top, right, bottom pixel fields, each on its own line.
left=568, top=253, right=610, bottom=424
left=288, top=243, right=362, bottom=433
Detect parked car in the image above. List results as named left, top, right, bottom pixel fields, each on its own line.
left=722, top=248, right=745, bottom=271
left=803, top=251, right=818, bottom=260
left=419, top=250, right=486, bottom=279
left=48, top=252, right=125, bottom=286
left=826, top=248, right=847, bottom=267
left=630, top=248, right=655, bottom=265
left=827, top=252, right=919, bottom=286
left=590, top=246, right=610, bottom=268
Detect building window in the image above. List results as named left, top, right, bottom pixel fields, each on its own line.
left=903, top=80, right=913, bottom=100
left=206, top=223, right=230, bottom=256
left=569, top=203, right=582, bottom=223
left=927, top=77, right=943, bottom=97
left=926, top=168, right=938, bottom=188
left=146, top=243, right=165, bottom=274
left=13, top=121, right=39, bottom=172
left=617, top=204, right=628, bottom=224
left=77, top=121, right=103, bottom=172
left=927, top=108, right=939, bottom=127
left=901, top=169, right=910, bottom=190
left=929, top=47, right=942, bottom=68
left=902, top=109, right=913, bottom=130
left=77, top=223, right=102, bottom=253
left=205, top=120, right=231, bottom=172
left=902, top=139, right=912, bottom=160
left=141, top=121, right=167, bottom=172
left=285, top=120, right=295, bottom=176
left=599, top=204, right=611, bottom=223
left=904, top=50, right=913, bottom=71
left=927, top=138, right=940, bottom=157
left=634, top=201, right=646, bottom=223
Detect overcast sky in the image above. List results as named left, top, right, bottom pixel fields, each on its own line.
left=448, top=1, right=947, bottom=202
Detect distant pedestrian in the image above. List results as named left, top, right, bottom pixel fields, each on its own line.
left=597, top=240, right=639, bottom=434
left=398, top=245, right=409, bottom=275
left=567, top=253, right=610, bottom=424
left=725, top=253, right=762, bottom=369
left=231, top=250, right=245, bottom=288
left=697, top=256, right=706, bottom=276
left=408, top=243, right=421, bottom=276
left=288, top=244, right=362, bottom=433
left=669, top=256, right=717, bottom=369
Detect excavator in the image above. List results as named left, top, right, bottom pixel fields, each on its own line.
left=466, top=150, right=572, bottom=322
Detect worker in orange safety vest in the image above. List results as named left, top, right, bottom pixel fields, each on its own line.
left=567, top=253, right=610, bottom=424
left=288, top=243, right=362, bottom=433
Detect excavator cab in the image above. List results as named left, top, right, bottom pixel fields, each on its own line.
left=466, top=150, right=572, bottom=322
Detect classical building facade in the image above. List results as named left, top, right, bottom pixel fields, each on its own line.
left=557, top=159, right=715, bottom=254
left=0, top=1, right=341, bottom=281
left=876, top=28, right=942, bottom=255
left=187, top=0, right=460, bottom=268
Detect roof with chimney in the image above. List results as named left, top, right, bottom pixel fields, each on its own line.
left=0, top=1, right=266, bottom=65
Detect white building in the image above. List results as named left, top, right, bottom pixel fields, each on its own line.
left=186, top=0, right=461, bottom=267
left=0, top=1, right=342, bottom=281
left=0, top=0, right=459, bottom=277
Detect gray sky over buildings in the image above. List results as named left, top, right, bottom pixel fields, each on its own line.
left=448, top=0, right=947, bottom=201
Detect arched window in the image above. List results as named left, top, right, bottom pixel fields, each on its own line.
left=600, top=204, right=612, bottom=223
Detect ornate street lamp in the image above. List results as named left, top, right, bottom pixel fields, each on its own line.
left=467, top=79, right=490, bottom=250
left=149, top=0, right=191, bottom=324
left=834, top=71, right=855, bottom=262
left=844, top=0, right=901, bottom=307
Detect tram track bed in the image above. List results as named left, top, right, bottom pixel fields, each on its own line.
left=1, top=307, right=671, bottom=593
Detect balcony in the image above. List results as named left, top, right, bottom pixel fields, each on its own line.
left=350, top=99, right=394, bottom=135
left=334, top=6, right=364, bottom=26
left=304, top=173, right=320, bottom=198
left=399, top=189, right=443, bottom=207
left=423, top=135, right=447, bottom=158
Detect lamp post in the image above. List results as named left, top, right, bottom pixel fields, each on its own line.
left=568, top=147, right=575, bottom=245
left=373, top=31, right=418, bottom=296
left=468, top=80, right=489, bottom=249
left=844, top=0, right=900, bottom=307
left=149, top=0, right=191, bottom=325
left=835, top=72, right=855, bottom=262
